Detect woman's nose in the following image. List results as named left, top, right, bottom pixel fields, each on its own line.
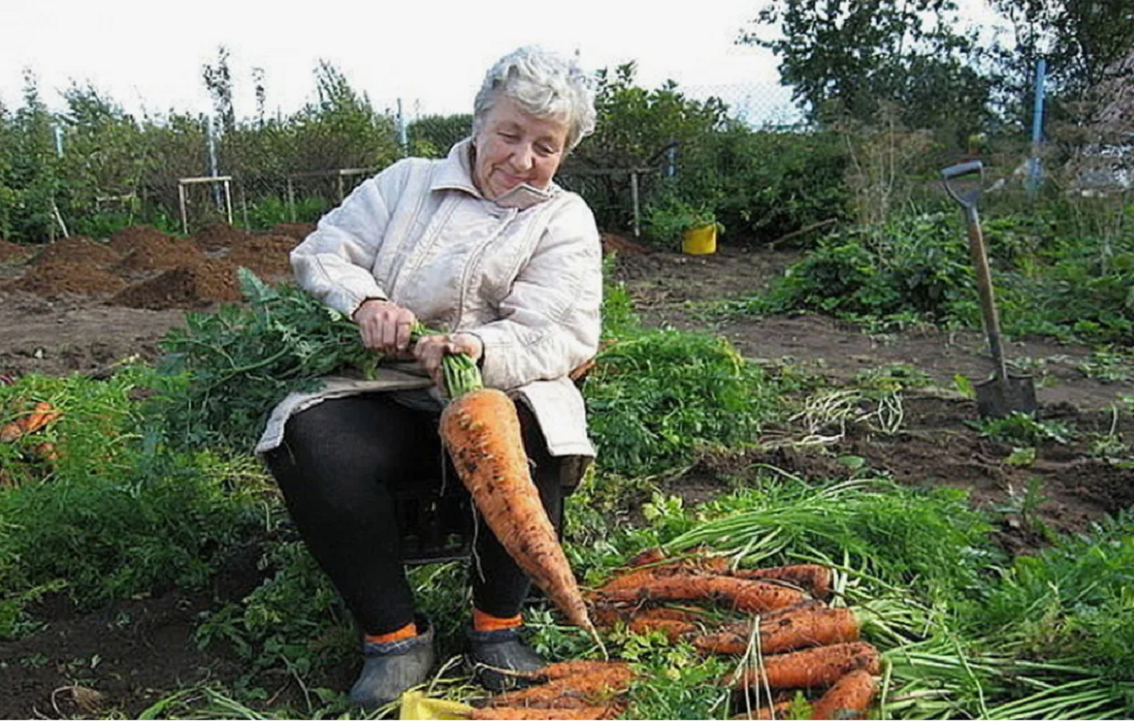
left=511, top=144, right=535, bottom=171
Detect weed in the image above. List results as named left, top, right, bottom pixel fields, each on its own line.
left=968, top=412, right=1074, bottom=447
left=1076, top=347, right=1134, bottom=383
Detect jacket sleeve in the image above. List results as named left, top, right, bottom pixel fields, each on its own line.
left=289, top=161, right=411, bottom=317
left=472, top=195, right=603, bottom=389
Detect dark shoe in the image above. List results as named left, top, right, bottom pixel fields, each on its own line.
left=349, top=620, right=436, bottom=710
left=467, top=626, right=545, bottom=692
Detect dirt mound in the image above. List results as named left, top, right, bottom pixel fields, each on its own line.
left=111, top=233, right=207, bottom=276
left=108, top=261, right=242, bottom=310
left=602, top=232, right=650, bottom=256
left=192, top=223, right=253, bottom=252
left=0, top=239, right=33, bottom=263
left=266, top=222, right=316, bottom=241
left=107, top=225, right=178, bottom=253
left=10, top=260, right=127, bottom=296
left=30, top=236, right=120, bottom=268
left=226, top=234, right=296, bottom=279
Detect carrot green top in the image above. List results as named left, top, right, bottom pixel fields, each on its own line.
left=410, top=322, right=484, bottom=398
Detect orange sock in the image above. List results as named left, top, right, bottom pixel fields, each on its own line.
left=364, top=621, right=418, bottom=645
left=473, top=608, right=523, bottom=633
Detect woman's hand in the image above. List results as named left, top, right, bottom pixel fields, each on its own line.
left=352, top=299, right=417, bottom=356
left=414, top=333, right=484, bottom=390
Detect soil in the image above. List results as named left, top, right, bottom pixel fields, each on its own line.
left=1, top=227, right=1133, bottom=718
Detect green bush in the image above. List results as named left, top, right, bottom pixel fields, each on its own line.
left=585, top=330, right=781, bottom=477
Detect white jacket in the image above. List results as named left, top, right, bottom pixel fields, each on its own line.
left=255, top=140, right=603, bottom=460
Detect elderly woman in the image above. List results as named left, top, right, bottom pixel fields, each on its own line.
left=255, top=46, right=601, bottom=708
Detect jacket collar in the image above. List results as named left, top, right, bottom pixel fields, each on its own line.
left=431, top=138, right=560, bottom=211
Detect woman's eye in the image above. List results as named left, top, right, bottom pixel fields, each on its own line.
left=499, top=132, right=519, bottom=141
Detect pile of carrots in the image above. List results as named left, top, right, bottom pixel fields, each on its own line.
left=586, top=550, right=881, bottom=720
left=0, top=399, right=61, bottom=477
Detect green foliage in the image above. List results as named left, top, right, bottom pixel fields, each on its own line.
left=0, top=372, right=269, bottom=635
left=408, top=114, right=473, bottom=158
left=963, top=512, right=1134, bottom=678
left=670, top=478, right=998, bottom=598
left=642, top=192, right=719, bottom=246
left=699, top=126, right=850, bottom=244
left=753, top=212, right=973, bottom=322
left=196, top=537, right=355, bottom=681
left=970, top=411, right=1074, bottom=447
left=585, top=330, right=782, bottom=477
left=151, top=269, right=377, bottom=453
left=745, top=0, right=993, bottom=137
left=564, top=63, right=728, bottom=233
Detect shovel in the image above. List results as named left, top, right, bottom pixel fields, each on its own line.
left=942, top=160, right=1037, bottom=418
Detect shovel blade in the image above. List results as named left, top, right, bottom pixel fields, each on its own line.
left=975, top=373, right=1038, bottom=418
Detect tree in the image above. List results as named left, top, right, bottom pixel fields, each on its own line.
left=742, top=0, right=993, bottom=137
left=202, top=46, right=236, bottom=134
left=992, top=0, right=1134, bottom=95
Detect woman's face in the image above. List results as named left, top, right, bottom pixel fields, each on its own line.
left=473, top=96, right=570, bottom=199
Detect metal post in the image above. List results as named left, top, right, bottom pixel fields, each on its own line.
left=397, top=98, right=408, bottom=155
left=630, top=171, right=641, bottom=238
left=1026, top=59, right=1047, bottom=199
left=207, top=116, right=223, bottom=210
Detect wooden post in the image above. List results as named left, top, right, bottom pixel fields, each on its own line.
left=179, top=182, right=188, bottom=235
left=223, top=178, right=234, bottom=225
left=287, top=177, right=296, bottom=222
left=630, top=171, right=641, bottom=238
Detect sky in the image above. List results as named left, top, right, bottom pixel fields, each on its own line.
left=1, top=0, right=1005, bottom=127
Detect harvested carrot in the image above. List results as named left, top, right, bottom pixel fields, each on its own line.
left=594, top=555, right=730, bottom=595
left=472, top=705, right=616, bottom=720
left=595, top=575, right=806, bottom=613
left=628, top=616, right=697, bottom=641
left=734, top=642, right=881, bottom=691
left=0, top=401, right=60, bottom=442
left=0, top=421, right=22, bottom=443
left=487, top=666, right=635, bottom=709
left=808, top=669, right=877, bottom=720
left=693, top=606, right=860, bottom=656
left=626, top=547, right=667, bottom=567
left=519, top=660, right=632, bottom=682
left=30, top=442, right=60, bottom=462
left=440, top=386, right=593, bottom=635
left=731, top=565, right=833, bottom=600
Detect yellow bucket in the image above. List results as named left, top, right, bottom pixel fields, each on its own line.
left=682, top=224, right=717, bottom=255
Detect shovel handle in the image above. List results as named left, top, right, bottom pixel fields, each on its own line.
left=966, top=215, right=1010, bottom=381
left=942, top=160, right=983, bottom=211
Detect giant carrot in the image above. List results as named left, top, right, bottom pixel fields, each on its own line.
left=808, top=669, right=877, bottom=720
left=438, top=353, right=594, bottom=636
left=734, top=642, right=881, bottom=691
left=694, top=606, right=860, bottom=656
left=595, top=574, right=806, bottom=613
left=731, top=565, right=833, bottom=600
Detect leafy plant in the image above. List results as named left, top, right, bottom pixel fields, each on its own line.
left=642, top=192, right=721, bottom=247
left=969, top=411, right=1074, bottom=447
left=150, top=268, right=377, bottom=453
left=585, top=330, right=781, bottom=477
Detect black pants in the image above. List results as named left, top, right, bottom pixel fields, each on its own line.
left=263, top=394, right=564, bottom=636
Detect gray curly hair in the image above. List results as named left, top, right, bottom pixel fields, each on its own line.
left=473, top=46, right=597, bottom=152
